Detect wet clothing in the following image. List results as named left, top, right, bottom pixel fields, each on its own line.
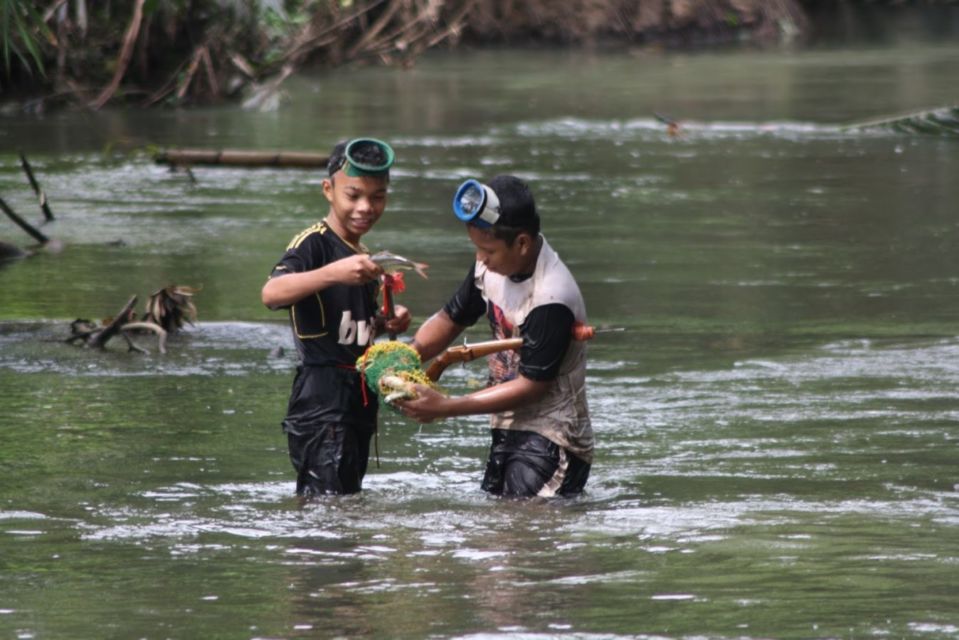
left=481, top=429, right=591, bottom=498
left=269, top=220, right=379, bottom=495
left=271, top=221, right=380, bottom=371
left=444, top=235, right=593, bottom=497
left=287, top=421, right=375, bottom=495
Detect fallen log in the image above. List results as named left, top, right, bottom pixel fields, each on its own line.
left=154, top=148, right=330, bottom=169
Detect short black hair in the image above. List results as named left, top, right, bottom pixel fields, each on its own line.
left=327, top=140, right=348, bottom=176
left=474, top=175, right=540, bottom=244
left=326, top=139, right=392, bottom=178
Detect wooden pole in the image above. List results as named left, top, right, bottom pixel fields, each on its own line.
left=18, top=152, right=55, bottom=222
left=0, top=195, right=49, bottom=245
left=154, top=149, right=330, bottom=169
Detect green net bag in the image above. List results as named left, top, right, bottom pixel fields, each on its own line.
left=356, top=341, right=436, bottom=404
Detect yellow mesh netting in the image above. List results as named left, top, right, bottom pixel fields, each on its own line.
left=356, top=341, right=435, bottom=401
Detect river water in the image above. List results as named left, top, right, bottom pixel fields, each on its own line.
left=1, top=35, right=958, bottom=640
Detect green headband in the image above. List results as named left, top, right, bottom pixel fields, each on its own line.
left=342, top=138, right=395, bottom=177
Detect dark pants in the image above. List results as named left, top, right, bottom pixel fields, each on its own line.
left=287, top=422, right=375, bottom=496
left=481, top=429, right=590, bottom=498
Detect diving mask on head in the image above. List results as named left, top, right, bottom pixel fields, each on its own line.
left=452, top=179, right=501, bottom=228
left=335, top=138, right=395, bottom=177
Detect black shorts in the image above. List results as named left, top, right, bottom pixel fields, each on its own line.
left=481, top=429, right=591, bottom=498
left=286, top=422, right=376, bottom=496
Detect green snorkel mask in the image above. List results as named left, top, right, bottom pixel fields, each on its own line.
left=331, top=138, right=395, bottom=177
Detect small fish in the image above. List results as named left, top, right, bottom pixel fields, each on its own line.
left=370, top=251, right=429, bottom=279
left=379, top=374, right=417, bottom=403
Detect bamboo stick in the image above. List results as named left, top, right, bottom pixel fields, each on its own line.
left=154, top=149, right=330, bottom=169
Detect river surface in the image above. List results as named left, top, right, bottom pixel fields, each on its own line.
left=1, top=34, right=959, bottom=640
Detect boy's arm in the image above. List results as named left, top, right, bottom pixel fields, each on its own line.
left=398, top=374, right=550, bottom=423
left=396, top=304, right=572, bottom=423
left=261, top=254, right=382, bottom=309
left=411, top=264, right=485, bottom=360
left=411, top=310, right=466, bottom=362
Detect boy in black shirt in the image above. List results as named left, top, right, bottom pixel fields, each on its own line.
left=262, top=138, right=410, bottom=496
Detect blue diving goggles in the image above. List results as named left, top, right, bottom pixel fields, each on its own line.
left=452, top=179, right=501, bottom=228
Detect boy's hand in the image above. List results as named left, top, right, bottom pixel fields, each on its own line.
left=394, top=385, right=449, bottom=423
left=383, top=304, right=412, bottom=335
left=330, top=254, right=383, bottom=285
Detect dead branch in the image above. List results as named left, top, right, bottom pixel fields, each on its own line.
left=200, top=47, right=219, bottom=98
left=121, top=321, right=168, bottom=354
left=67, top=295, right=139, bottom=350
left=90, top=0, right=146, bottom=110
left=241, top=64, right=294, bottom=111
left=176, top=47, right=205, bottom=101
left=42, top=0, right=68, bottom=23
left=18, top=152, right=54, bottom=222
left=346, top=0, right=403, bottom=60
left=66, top=285, right=198, bottom=354
left=281, top=0, right=391, bottom=67
left=143, top=56, right=190, bottom=107
left=0, top=196, right=49, bottom=245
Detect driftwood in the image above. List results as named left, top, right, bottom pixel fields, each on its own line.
left=18, top=152, right=54, bottom=222
left=67, top=295, right=142, bottom=350
left=155, top=148, right=329, bottom=169
left=66, top=285, right=200, bottom=354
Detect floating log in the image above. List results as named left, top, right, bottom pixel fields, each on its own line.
left=844, top=105, right=959, bottom=137
left=155, top=148, right=330, bottom=169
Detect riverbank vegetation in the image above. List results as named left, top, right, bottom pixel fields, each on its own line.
left=0, top=0, right=956, bottom=112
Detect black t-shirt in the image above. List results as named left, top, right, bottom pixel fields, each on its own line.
left=270, top=221, right=379, bottom=367
left=443, top=264, right=574, bottom=381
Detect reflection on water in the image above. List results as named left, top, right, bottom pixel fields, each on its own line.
left=2, top=39, right=959, bottom=639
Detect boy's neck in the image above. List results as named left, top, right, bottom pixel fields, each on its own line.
left=510, top=234, right=543, bottom=281
left=323, top=215, right=363, bottom=250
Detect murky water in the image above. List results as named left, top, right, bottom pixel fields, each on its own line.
left=2, top=36, right=959, bottom=639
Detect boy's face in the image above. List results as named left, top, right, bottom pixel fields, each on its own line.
left=467, top=225, right=535, bottom=277
left=322, top=172, right=389, bottom=244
